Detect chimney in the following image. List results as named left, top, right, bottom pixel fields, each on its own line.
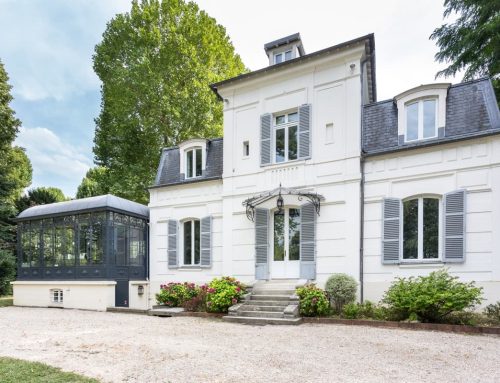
left=264, top=33, right=305, bottom=66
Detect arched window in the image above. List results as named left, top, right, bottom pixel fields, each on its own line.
left=183, top=219, right=200, bottom=265
left=403, top=196, right=440, bottom=260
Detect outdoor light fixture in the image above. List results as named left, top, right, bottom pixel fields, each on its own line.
left=277, top=184, right=284, bottom=213
left=138, top=285, right=144, bottom=295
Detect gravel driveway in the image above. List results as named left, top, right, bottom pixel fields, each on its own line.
left=1, top=307, right=499, bottom=383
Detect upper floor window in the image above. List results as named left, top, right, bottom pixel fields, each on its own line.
left=274, top=50, right=292, bottom=64
left=186, top=147, right=202, bottom=179
left=274, top=111, right=298, bottom=163
left=405, top=99, right=437, bottom=141
left=183, top=219, right=200, bottom=265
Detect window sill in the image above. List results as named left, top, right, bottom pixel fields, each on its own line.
left=261, top=158, right=308, bottom=169
left=177, top=266, right=203, bottom=271
left=399, top=261, right=443, bottom=268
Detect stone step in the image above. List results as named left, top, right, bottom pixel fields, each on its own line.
left=238, top=310, right=284, bottom=318
left=244, top=300, right=289, bottom=307
left=223, top=316, right=302, bottom=326
left=251, top=294, right=293, bottom=301
left=238, top=305, right=286, bottom=312
left=251, top=289, right=296, bottom=295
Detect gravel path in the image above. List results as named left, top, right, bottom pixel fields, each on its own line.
left=0, top=307, right=499, bottom=383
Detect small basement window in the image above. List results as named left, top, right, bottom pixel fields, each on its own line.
left=50, top=289, right=63, bottom=303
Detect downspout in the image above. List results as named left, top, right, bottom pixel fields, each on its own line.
left=359, top=57, right=368, bottom=303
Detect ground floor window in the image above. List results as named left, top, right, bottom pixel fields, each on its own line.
left=183, top=219, right=200, bottom=265
left=50, top=289, right=63, bottom=303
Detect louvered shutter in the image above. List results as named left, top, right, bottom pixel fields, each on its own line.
left=200, top=216, right=212, bottom=267
left=255, top=208, right=269, bottom=279
left=382, top=198, right=401, bottom=264
left=167, top=220, right=178, bottom=268
left=298, top=104, right=311, bottom=159
left=260, top=113, right=272, bottom=166
left=444, top=190, right=466, bottom=263
left=300, top=203, right=316, bottom=279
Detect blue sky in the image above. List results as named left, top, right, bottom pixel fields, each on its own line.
left=1, top=0, right=459, bottom=197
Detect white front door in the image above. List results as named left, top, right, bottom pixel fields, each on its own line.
left=271, top=208, right=300, bottom=279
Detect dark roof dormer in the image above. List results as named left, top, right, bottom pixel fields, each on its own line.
left=264, top=33, right=305, bottom=66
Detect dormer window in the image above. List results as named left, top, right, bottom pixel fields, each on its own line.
left=405, top=99, right=437, bottom=141
left=274, top=50, right=292, bottom=64
left=186, top=147, right=202, bottom=178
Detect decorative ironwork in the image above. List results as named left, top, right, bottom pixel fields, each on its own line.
left=242, top=184, right=324, bottom=221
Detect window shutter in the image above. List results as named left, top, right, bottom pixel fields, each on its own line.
left=167, top=219, right=178, bottom=268
left=200, top=216, right=212, bottom=268
left=382, top=198, right=401, bottom=264
left=300, top=203, right=316, bottom=279
left=298, top=104, right=311, bottom=159
left=255, top=208, right=269, bottom=279
left=260, top=113, right=272, bottom=166
left=444, top=190, right=466, bottom=263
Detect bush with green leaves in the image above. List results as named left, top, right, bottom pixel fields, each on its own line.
left=341, top=301, right=387, bottom=320
left=182, top=286, right=207, bottom=312
left=342, top=302, right=361, bottom=319
left=296, top=284, right=330, bottom=317
left=382, top=269, right=483, bottom=323
left=483, top=302, right=500, bottom=324
left=156, top=282, right=198, bottom=307
left=325, top=273, right=357, bottom=314
left=206, top=277, right=246, bottom=313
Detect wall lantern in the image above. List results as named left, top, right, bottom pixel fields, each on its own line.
left=137, top=285, right=144, bottom=295
left=276, top=184, right=284, bottom=213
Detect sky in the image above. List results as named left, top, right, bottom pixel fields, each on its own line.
left=0, top=0, right=460, bottom=198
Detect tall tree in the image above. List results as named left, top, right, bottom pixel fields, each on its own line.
left=93, top=0, right=246, bottom=203
left=16, top=187, right=68, bottom=213
left=75, top=166, right=109, bottom=199
left=430, top=0, right=500, bottom=102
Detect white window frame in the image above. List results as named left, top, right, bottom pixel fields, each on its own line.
left=185, top=147, right=203, bottom=179
left=181, top=218, right=201, bottom=266
left=273, top=110, right=299, bottom=164
left=274, top=49, right=292, bottom=64
left=50, top=289, right=63, bottom=303
left=404, top=98, right=438, bottom=142
left=401, top=195, right=442, bottom=262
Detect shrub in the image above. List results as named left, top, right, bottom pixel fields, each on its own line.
left=483, top=302, right=500, bottom=324
left=382, top=269, right=483, bottom=323
left=206, top=277, right=246, bottom=313
left=296, top=284, right=330, bottom=317
left=325, top=274, right=357, bottom=314
left=182, top=287, right=207, bottom=312
left=342, top=302, right=361, bottom=319
left=156, top=282, right=198, bottom=307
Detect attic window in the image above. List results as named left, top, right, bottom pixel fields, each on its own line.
left=405, top=99, right=437, bottom=142
left=186, top=147, right=202, bottom=178
left=274, top=50, right=292, bottom=64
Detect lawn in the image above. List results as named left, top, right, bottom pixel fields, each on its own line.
left=0, top=357, right=99, bottom=383
left=0, top=296, right=13, bottom=307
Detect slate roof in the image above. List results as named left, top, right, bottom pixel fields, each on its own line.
left=362, top=78, right=500, bottom=156
left=153, top=138, right=223, bottom=188
left=16, top=194, right=149, bottom=221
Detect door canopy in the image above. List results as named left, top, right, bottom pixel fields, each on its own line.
left=242, top=184, right=324, bottom=221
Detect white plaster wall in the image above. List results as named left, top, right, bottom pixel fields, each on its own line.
left=363, top=136, right=500, bottom=305
left=129, top=281, right=150, bottom=310
left=12, top=281, right=115, bottom=311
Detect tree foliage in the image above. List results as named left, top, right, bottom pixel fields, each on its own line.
left=430, top=0, right=500, bottom=102
left=93, top=0, right=246, bottom=203
left=16, top=187, right=68, bottom=213
left=76, top=166, right=109, bottom=199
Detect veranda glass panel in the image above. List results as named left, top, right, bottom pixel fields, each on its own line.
left=91, top=220, right=104, bottom=264
left=289, top=208, right=300, bottom=261
left=129, top=227, right=145, bottom=266
left=423, top=100, right=436, bottom=138
left=423, top=198, right=439, bottom=258
left=406, top=103, right=418, bottom=141
left=64, top=225, right=76, bottom=266
left=288, top=126, right=298, bottom=160
left=43, top=221, right=55, bottom=267
left=273, top=211, right=285, bottom=261
left=115, top=225, right=127, bottom=265
left=184, top=221, right=192, bottom=264
left=194, top=220, right=200, bottom=265
left=31, top=223, right=41, bottom=266
left=79, top=219, right=90, bottom=265
left=195, top=148, right=202, bottom=177
left=275, top=128, right=285, bottom=163
left=54, top=226, right=65, bottom=266
left=21, top=225, right=30, bottom=267
left=403, top=199, right=418, bottom=259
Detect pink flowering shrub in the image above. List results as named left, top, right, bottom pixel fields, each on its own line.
left=155, top=282, right=198, bottom=307
left=296, top=284, right=330, bottom=316
left=206, top=276, right=246, bottom=313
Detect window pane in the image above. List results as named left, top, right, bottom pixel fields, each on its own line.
left=21, top=225, right=30, bottom=267
left=285, top=50, right=292, bottom=61
left=276, top=115, right=285, bottom=125
left=288, top=112, right=298, bottom=122
left=115, top=225, right=127, bottom=265
left=43, top=223, right=55, bottom=267
left=64, top=219, right=75, bottom=266
left=274, top=211, right=285, bottom=261
left=195, top=148, right=202, bottom=177
left=275, top=53, right=282, bottom=64
left=54, top=226, right=64, bottom=267
left=289, top=208, right=300, bottom=261
left=288, top=125, right=297, bottom=160
left=275, top=128, right=285, bottom=163
left=194, top=220, right=200, bottom=265
left=423, top=100, right=436, bottom=138
left=403, top=199, right=418, bottom=259
left=186, top=150, right=193, bottom=178
left=423, top=198, right=439, bottom=259
left=406, top=103, right=418, bottom=141
left=79, top=223, right=89, bottom=265
left=91, top=221, right=104, bottom=264
left=130, top=227, right=144, bottom=266
left=31, top=223, right=41, bottom=267
left=184, top=221, right=192, bottom=265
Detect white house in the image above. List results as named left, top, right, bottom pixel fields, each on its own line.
left=148, top=32, right=500, bottom=308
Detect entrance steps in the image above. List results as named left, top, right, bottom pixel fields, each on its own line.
left=223, top=279, right=305, bottom=325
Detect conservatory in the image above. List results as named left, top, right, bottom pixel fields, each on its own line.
left=12, top=194, right=149, bottom=311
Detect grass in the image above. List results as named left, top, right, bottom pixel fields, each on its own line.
left=0, top=296, right=13, bottom=307
left=0, top=357, right=99, bottom=383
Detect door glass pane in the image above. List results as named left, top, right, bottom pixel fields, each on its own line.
left=273, top=211, right=284, bottom=261
left=195, top=148, right=202, bottom=177
left=289, top=208, right=300, bottom=261
left=115, top=225, right=127, bottom=265
left=423, top=100, right=436, bottom=138
left=423, top=198, right=439, bottom=259
left=275, top=128, right=285, bottom=163
left=406, top=103, right=418, bottom=141
left=194, top=220, right=200, bottom=265
left=184, top=221, right=192, bottom=265
left=288, top=125, right=297, bottom=160
left=186, top=150, right=193, bottom=178
left=403, top=199, right=418, bottom=259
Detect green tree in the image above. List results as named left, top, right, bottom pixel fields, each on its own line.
left=16, top=187, right=68, bottom=213
left=76, top=166, right=109, bottom=199
left=430, top=0, right=500, bottom=103
left=93, top=0, right=246, bottom=203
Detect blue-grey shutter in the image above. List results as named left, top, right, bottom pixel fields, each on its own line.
left=298, top=104, right=311, bottom=159
left=200, top=216, right=212, bottom=268
left=300, top=203, right=316, bottom=279
left=255, top=208, right=269, bottom=279
left=382, top=198, right=401, bottom=264
left=444, top=190, right=466, bottom=263
left=167, top=220, right=178, bottom=268
left=260, top=113, right=272, bottom=166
